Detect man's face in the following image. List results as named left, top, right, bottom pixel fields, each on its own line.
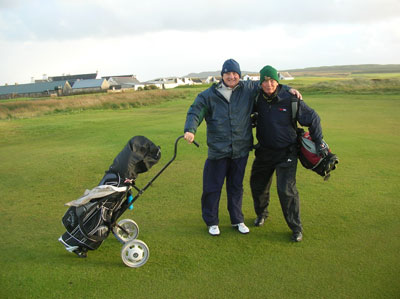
left=222, top=72, right=240, bottom=88
left=261, top=78, right=279, bottom=95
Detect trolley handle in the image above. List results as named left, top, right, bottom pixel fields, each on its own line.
left=178, top=134, right=199, bottom=148
left=135, top=135, right=199, bottom=196
left=175, top=135, right=199, bottom=154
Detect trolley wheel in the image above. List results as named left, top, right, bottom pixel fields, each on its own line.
left=121, top=239, right=149, bottom=268
left=112, top=219, right=139, bottom=244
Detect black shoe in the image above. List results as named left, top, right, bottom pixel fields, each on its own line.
left=291, top=231, right=303, bottom=242
left=73, top=247, right=88, bottom=258
left=254, top=216, right=266, bottom=227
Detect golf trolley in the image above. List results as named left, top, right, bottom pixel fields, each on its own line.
left=59, top=135, right=198, bottom=268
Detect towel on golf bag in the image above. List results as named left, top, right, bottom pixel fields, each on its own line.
left=65, top=185, right=127, bottom=207
left=59, top=135, right=161, bottom=253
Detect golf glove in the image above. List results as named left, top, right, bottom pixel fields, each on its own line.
left=317, top=142, right=329, bottom=158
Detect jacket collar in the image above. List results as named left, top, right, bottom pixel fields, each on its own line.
left=216, top=80, right=242, bottom=92
left=260, top=84, right=281, bottom=103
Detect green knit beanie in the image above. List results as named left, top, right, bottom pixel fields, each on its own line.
left=259, top=65, right=279, bottom=83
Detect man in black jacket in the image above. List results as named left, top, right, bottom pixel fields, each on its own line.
left=250, top=65, right=328, bottom=242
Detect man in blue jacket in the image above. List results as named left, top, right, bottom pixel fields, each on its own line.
left=184, top=59, right=301, bottom=236
left=250, top=65, right=328, bottom=242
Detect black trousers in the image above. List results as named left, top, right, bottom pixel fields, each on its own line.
left=201, top=155, right=248, bottom=226
left=250, top=145, right=302, bottom=233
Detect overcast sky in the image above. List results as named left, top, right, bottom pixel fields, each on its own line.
left=1, top=0, right=400, bottom=84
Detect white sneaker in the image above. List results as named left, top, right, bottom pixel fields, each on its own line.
left=208, top=225, right=220, bottom=236
left=233, top=223, right=250, bottom=234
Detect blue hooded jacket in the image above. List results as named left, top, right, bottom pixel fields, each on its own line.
left=184, top=80, right=258, bottom=160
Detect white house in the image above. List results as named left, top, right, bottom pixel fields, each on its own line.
left=182, top=77, right=194, bottom=85
left=142, top=80, right=164, bottom=89
left=106, top=75, right=145, bottom=91
left=205, top=76, right=219, bottom=84
left=191, top=78, right=203, bottom=85
left=278, top=72, right=294, bottom=80
left=242, top=74, right=260, bottom=81
left=146, top=77, right=193, bottom=89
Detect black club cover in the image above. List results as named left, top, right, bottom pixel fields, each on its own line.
left=105, top=136, right=161, bottom=180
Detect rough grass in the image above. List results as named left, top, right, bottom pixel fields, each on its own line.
left=0, top=88, right=202, bottom=120
left=299, top=77, right=400, bottom=94
left=288, top=73, right=400, bottom=94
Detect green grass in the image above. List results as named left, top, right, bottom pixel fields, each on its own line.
left=0, top=81, right=399, bottom=298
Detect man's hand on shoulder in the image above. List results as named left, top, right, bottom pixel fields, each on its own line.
left=289, top=88, right=302, bottom=100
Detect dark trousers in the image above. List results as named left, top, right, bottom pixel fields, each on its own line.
left=250, top=146, right=302, bottom=233
left=201, top=155, right=248, bottom=226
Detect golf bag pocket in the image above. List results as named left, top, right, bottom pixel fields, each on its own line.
left=61, top=202, right=110, bottom=250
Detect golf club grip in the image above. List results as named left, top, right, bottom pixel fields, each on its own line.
left=193, top=140, right=199, bottom=147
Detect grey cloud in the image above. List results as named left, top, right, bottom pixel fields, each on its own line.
left=0, top=0, right=23, bottom=9
left=1, top=0, right=399, bottom=41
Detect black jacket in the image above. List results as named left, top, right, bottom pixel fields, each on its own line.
left=255, top=85, right=323, bottom=150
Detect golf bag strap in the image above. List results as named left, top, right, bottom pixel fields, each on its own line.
left=291, top=97, right=300, bottom=130
left=254, top=91, right=261, bottom=107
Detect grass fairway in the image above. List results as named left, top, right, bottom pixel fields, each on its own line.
left=0, top=85, right=399, bottom=298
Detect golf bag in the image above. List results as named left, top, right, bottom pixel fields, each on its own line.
left=291, top=98, right=339, bottom=180
left=59, top=136, right=161, bottom=256
left=297, top=129, right=339, bottom=180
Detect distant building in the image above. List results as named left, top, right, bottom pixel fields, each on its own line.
left=191, top=78, right=203, bottom=85
left=102, top=74, right=137, bottom=80
left=103, top=75, right=145, bottom=91
left=146, top=77, right=189, bottom=89
left=32, top=72, right=98, bottom=85
left=141, top=80, right=163, bottom=89
left=243, top=72, right=294, bottom=81
left=49, top=72, right=98, bottom=86
left=205, top=76, right=220, bottom=84
left=242, top=73, right=260, bottom=81
left=0, top=81, right=72, bottom=99
left=278, top=72, right=294, bottom=80
left=182, top=77, right=194, bottom=85
left=71, top=79, right=109, bottom=93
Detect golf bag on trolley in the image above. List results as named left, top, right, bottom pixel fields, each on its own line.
left=59, top=136, right=161, bottom=264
